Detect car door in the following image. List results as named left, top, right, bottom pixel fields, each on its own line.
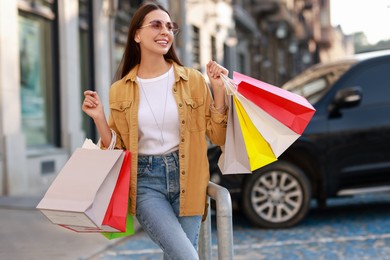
left=325, top=57, right=390, bottom=193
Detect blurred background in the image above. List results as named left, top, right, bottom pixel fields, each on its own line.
left=0, top=0, right=389, bottom=198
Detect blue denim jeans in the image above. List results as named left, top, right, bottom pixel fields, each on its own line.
left=136, top=150, right=201, bottom=260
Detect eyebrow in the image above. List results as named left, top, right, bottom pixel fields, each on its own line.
left=146, top=19, right=172, bottom=23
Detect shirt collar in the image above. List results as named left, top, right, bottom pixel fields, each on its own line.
left=124, top=60, right=189, bottom=83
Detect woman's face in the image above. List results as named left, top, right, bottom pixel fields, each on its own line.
left=135, top=10, right=176, bottom=57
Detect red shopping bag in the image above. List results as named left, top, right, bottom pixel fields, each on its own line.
left=101, top=150, right=131, bottom=232
left=233, top=72, right=315, bottom=134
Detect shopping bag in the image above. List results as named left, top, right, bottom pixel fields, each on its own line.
left=36, top=147, right=125, bottom=231
left=233, top=71, right=315, bottom=134
left=233, top=96, right=277, bottom=171
left=102, top=205, right=135, bottom=240
left=102, top=150, right=131, bottom=231
left=61, top=150, right=131, bottom=232
left=235, top=91, right=300, bottom=157
left=218, top=96, right=251, bottom=174
left=218, top=73, right=315, bottom=174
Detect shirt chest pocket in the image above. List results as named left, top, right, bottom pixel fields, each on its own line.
left=110, top=101, right=132, bottom=134
left=185, top=98, right=205, bottom=132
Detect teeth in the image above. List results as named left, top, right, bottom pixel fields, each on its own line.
left=156, top=40, right=168, bottom=44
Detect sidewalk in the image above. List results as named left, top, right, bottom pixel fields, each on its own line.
left=0, top=196, right=139, bottom=260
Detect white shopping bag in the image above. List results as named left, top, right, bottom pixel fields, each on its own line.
left=36, top=142, right=125, bottom=230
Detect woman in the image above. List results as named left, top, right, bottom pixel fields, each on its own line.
left=82, top=2, right=228, bottom=259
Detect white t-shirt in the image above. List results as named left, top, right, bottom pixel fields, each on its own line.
left=137, top=66, right=180, bottom=155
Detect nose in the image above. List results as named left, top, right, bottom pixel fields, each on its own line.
left=160, top=24, right=169, bottom=35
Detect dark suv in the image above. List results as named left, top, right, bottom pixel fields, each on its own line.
left=208, top=50, right=390, bottom=228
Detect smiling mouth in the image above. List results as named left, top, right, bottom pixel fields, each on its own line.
left=156, top=40, right=169, bottom=45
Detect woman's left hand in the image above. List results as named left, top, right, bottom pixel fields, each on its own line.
left=206, top=60, right=229, bottom=93
left=206, top=60, right=228, bottom=113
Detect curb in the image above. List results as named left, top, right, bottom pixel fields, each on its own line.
left=0, top=196, right=41, bottom=210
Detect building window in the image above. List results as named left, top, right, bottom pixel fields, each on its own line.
left=192, top=25, right=200, bottom=70
left=79, top=0, right=96, bottom=141
left=211, top=35, right=217, bottom=61
left=114, top=0, right=142, bottom=67
left=239, top=53, right=245, bottom=73
left=18, top=1, right=58, bottom=147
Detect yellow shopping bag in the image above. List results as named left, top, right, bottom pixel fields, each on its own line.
left=234, top=96, right=277, bottom=171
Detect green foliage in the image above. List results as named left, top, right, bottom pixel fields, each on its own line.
left=353, top=32, right=390, bottom=53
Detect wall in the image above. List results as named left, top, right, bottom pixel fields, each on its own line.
left=0, top=0, right=90, bottom=196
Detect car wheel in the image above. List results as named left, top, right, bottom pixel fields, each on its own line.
left=242, top=161, right=311, bottom=228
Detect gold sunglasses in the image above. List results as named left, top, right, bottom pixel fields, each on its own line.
left=139, top=20, right=179, bottom=35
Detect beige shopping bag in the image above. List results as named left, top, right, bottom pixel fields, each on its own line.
left=36, top=147, right=125, bottom=230
left=218, top=96, right=252, bottom=174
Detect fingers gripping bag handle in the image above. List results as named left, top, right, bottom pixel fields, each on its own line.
left=220, top=73, right=238, bottom=96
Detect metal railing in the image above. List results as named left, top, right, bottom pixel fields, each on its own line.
left=198, top=181, right=234, bottom=260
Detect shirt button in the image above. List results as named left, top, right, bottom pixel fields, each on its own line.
left=181, top=189, right=185, bottom=193
left=179, top=103, right=183, bottom=107
left=173, top=88, right=177, bottom=92
left=181, top=138, right=185, bottom=142
left=181, top=154, right=185, bottom=158
left=181, top=171, right=185, bottom=175
left=181, top=120, right=185, bottom=124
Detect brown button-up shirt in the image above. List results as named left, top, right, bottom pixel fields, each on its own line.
left=107, top=61, right=228, bottom=216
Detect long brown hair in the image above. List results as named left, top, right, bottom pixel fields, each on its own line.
left=114, top=1, right=183, bottom=81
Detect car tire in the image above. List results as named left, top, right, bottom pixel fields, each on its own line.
left=242, top=161, right=311, bottom=228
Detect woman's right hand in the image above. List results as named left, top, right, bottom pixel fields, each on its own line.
left=82, top=90, right=104, bottom=120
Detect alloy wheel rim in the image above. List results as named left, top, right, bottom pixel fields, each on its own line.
left=250, top=171, right=303, bottom=223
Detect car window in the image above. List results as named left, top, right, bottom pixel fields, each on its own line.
left=283, top=61, right=355, bottom=105
left=290, top=77, right=327, bottom=104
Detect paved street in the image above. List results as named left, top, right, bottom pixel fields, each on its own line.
left=91, top=193, right=390, bottom=260
left=0, top=197, right=123, bottom=260
left=1, top=193, right=390, bottom=260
